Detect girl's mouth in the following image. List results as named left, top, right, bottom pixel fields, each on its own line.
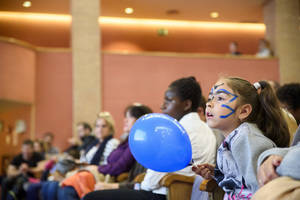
left=206, top=112, right=214, bottom=118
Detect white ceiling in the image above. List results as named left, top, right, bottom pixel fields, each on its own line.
left=0, top=0, right=266, bottom=23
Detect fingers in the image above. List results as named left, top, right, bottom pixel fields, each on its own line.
left=192, top=163, right=215, bottom=179
left=271, top=155, right=282, bottom=167
left=203, top=163, right=215, bottom=171
left=257, top=155, right=282, bottom=187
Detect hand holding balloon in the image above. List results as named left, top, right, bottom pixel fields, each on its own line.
left=129, top=113, right=192, bottom=172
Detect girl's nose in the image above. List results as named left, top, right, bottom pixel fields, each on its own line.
left=206, top=102, right=212, bottom=108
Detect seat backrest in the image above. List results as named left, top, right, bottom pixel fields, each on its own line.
left=160, top=173, right=195, bottom=200
left=199, top=178, right=224, bottom=200
left=1, top=154, right=14, bottom=176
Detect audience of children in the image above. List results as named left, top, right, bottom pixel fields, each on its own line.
left=84, top=76, right=217, bottom=200
left=1, top=75, right=299, bottom=200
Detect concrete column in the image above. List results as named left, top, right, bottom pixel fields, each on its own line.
left=264, top=0, right=300, bottom=83
left=71, top=0, right=101, bottom=131
left=263, top=0, right=276, bottom=52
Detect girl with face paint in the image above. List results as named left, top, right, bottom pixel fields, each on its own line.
left=192, top=77, right=290, bottom=200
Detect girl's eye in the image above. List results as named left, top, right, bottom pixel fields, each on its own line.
left=207, top=95, right=213, bottom=102
left=217, top=96, right=225, bottom=101
left=164, top=98, right=171, bottom=103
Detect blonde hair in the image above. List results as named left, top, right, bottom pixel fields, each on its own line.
left=97, top=111, right=115, bottom=135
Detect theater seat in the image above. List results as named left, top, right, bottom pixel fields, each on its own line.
left=160, top=174, right=195, bottom=200
left=134, top=173, right=195, bottom=200
left=199, top=179, right=224, bottom=200
left=116, top=172, right=129, bottom=182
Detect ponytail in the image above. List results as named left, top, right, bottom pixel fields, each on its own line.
left=226, top=78, right=290, bottom=147
left=255, top=81, right=290, bottom=147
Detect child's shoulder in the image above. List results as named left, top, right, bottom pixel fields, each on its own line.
left=231, top=122, right=275, bottom=148
left=236, top=122, right=264, bottom=136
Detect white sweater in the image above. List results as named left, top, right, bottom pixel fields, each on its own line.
left=79, top=138, right=119, bottom=165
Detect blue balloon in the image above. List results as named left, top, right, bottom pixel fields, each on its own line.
left=129, top=113, right=192, bottom=172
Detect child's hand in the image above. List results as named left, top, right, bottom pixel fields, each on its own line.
left=192, top=163, right=215, bottom=180
left=257, top=155, right=282, bottom=187
left=19, top=163, right=29, bottom=174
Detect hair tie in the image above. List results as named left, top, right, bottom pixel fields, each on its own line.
left=253, top=82, right=261, bottom=90
left=133, top=102, right=143, bottom=106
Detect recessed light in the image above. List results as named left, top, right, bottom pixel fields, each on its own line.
left=22, top=1, right=32, bottom=8
left=210, top=12, right=219, bottom=18
left=124, top=8, right=134, bottom=14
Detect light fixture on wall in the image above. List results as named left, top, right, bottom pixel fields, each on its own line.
left=22, top=1, right=32, bottom=8
left=125, top=8, right=134, bottom=15
left=0, top=12, right=266, bottom=32
left=210, top=12, right=219, bottom=19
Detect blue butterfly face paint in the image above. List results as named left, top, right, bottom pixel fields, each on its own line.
left=217, top=89, right=238, bottom=118
left=220, top=104, right=235, bottom=118
left=208, top=85, right=238, bottom=119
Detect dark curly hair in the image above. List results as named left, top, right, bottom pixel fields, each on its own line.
left=169, top=76, right=202, bottom=112
left=276, top=83, right=300, bottom=111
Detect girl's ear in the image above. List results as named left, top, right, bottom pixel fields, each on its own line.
left=238, top=104, right=252, bottom=121
left=184, top=99, right=192, bottom=111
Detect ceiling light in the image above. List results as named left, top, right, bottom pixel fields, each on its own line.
left=22, top=1, right=32, bottom=8
left=124, top=8, right=134, bottom=15
left=0, top=12, right=266, bottom=32
left=210, top=12, right=219, bottom=19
